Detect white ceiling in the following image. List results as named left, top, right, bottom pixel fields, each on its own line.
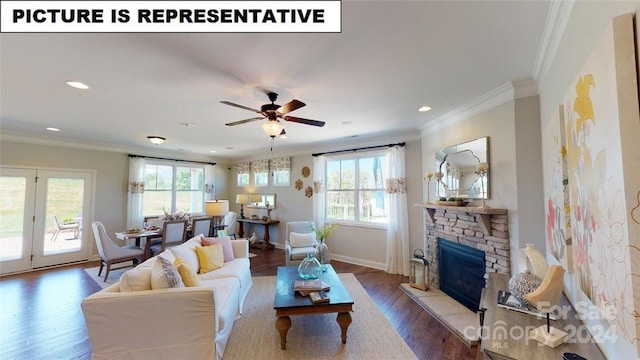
left=0, top=1, right=552, bottom=160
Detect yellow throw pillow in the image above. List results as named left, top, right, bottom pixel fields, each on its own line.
left=195, top=244, right=224, bottom=273
left=174, top=257, right=200, bottom=287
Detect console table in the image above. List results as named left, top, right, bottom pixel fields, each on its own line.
left=480, top=273, right=605, bottom=359
left=237, top=218, right=280, bottom=250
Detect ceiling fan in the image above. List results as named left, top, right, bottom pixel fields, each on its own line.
left=221, top=91, right=325, bottom=137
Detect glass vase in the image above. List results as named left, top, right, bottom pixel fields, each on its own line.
left=298, top=254, right=322, bottom=280
left=315, top=241, right=331, bottom=271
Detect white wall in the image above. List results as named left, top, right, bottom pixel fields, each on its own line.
left=539, top=2, right=640, bottom=359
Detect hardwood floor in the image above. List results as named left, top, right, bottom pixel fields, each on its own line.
left=0, top=249, right=480, bottom=359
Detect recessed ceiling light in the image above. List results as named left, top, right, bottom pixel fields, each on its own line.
left=209, top=150, right=217, bottom=153
left=342, top=121, right=355, bottom=126
left=180, top=122, right=196, bottom=128
left=418, top=105, right=432, bottom=112
left=46, top=127, right=60, bottom=132
left=65, top=81, right=89, bottom=90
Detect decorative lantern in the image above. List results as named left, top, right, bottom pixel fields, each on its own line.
left=409, top=249, right=429, bottom=291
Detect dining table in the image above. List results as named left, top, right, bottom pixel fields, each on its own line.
left=115, top=229, right=162, bottom=260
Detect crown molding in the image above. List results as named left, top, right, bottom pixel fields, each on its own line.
left=531, top=0, right=575, bottom=89
left=513, top=78, right=539, bottom=99
left=420, top=81, right=515, bottom=135
left=420, top=76, right=540, bottom=136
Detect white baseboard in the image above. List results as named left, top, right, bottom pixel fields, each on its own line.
left=267, top=243, right=386, bottom=271
left=330, top=254, right=386, bottom=271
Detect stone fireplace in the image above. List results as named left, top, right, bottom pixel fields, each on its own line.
left=421, top=205, right=510, bottom=294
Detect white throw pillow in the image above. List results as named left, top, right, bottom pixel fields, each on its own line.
left=157, top=250, right=176, bottom=263
left=119, top=267, right=152, bottom=292
left=151, top=256, right=185, bottom=289
left=170, top=240, right=200, bottom=270
left=290, top=232, right=316, bottom=248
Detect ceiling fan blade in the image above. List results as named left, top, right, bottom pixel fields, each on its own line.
left=225, top=117, right=264, bottom=126
left=283, top=116, right=325, bottom=127
left=277, top=99, right=306, bottom=115
left=220, top=101, right=262, bottom=114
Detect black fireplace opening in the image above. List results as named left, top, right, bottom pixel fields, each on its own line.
left=438, top=238, right=485, bottom=312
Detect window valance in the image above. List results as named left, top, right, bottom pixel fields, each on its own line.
left=251, top=159, right=270, bottom=173
left=270, top=156, right=290, bottom=171
left=235, top=161, right=250, bottom=174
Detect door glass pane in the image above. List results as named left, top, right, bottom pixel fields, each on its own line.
left=43, top=178, right=84, bottom=255
left=0, top=176, right=27, bottom=260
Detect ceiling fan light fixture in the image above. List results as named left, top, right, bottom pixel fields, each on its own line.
left=261, top=121, right=284, bottom=138
left=147, top=136, right=166, bottom=145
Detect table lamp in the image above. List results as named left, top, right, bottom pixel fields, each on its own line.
left=205, top=200, right=229, bottom=237
left=235, top=194, right=249, bottom=219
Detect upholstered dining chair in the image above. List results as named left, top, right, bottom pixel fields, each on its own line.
left=143, top=215, right=161, bottom=228
left=91, top=221, right=144, bottom=282
left=150, top=219, right=188, bottom=255
left=223, top=211, right=238, bottom=239
left=192, top=216, right=213, bottom=237
left=284, top=221, right=318, bottom=266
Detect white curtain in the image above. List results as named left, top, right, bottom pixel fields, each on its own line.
left=312, top=155, right=326, bottom=227
left=385, top=146, right=410, bottom=276
left=127, top=157, right=146, bottom=229
left=204, top=164, right=215, bottom=201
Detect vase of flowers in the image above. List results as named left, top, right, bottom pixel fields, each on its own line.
left=160, top=208, right=190, bottom=222
left=310, top=222, right=338, bottom=271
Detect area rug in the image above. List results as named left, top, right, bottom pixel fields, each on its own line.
left=223, top=274, right=417, bottom=359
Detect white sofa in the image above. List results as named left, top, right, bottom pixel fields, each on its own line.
left=81, top=235, right=252, bottom=360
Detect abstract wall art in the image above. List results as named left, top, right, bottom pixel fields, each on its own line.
left=562, top=13, right=640, bottom=357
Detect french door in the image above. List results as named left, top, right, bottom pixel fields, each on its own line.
left=0, top=167, right=94, bottom=275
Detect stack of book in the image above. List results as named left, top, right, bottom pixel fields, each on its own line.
left=293, top=279, right=331, bottom=303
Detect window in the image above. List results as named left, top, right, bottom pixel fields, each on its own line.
left=324, top=152, right=388, bottom=225
left=143, top=162, right=204, bottom=215
left=252, top=159, right=269, bottom=187
left=235, top=162, right=250, bottom=187
left=271, top=157, right=291, bottom=186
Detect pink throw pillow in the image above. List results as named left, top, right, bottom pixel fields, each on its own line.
left=202, top=236, right=235, bottom=262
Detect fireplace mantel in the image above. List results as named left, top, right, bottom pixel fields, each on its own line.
left=415, top=203, right=507, bottom=236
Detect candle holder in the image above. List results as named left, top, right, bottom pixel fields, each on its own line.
left=424, top=172, right=434, bottom=204
left=476, top=162, right=490, bottom=208
left=434, top=172, right=443, bottom=200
